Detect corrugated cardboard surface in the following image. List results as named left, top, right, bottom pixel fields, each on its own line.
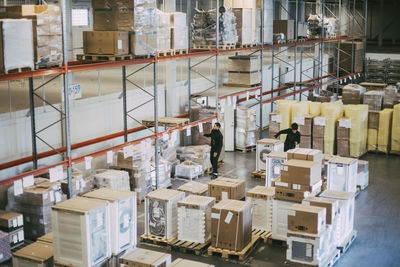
left=169, top=258, right=214, bottom=267
left=119, top=248, right=171, bottom=266
left=83, top=31, right=129, bottom=55
left=302, top=197, right=339, bottom=225
left=177, top=195, right=215, bottom=210
left=13, top=241, right=53, bottom=263
left=246, top=186, right=275, bottom=199
left=146, top=188, right=185, bottom=202
left=288, top=204, right=326, bottom=234
left=211, top=199, right=252, bottom=251
left=177, top=181, right=208, bottom=196
left=281, top=160, right=321, bottom=186
left=208, top=177, right=245, bottom=202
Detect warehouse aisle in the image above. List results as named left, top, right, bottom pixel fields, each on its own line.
left=137, top=152, right=400, bottom=266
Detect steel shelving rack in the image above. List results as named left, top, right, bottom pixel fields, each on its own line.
left=0, top=0, right=367, bottom=195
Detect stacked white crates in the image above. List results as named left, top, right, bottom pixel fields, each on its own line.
left=52, top=197, right=111, bottom=267
left=246, top=186, right=275, bottom=232
left=83, top=188, right=137, bottom=255
left=145, top=189, right=185, bottom=239
left=327, top=156, right=358, bottom=193
left=320, top=190, right=356, bottom=247
left=177, top=195, right=215, bottom=243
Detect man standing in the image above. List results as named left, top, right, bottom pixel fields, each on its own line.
left=274, top=123, right=301, bottom=152
left=204, top=122, right=223, bottom=179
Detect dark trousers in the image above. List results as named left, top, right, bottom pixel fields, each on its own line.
left=210, top=151, right=220, bottom=175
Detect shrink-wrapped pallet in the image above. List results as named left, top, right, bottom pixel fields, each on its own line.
left=345, top=105, right=368, bottom=157
left=276, top=100, right=297, bottom=141
left=377, top=109, right=393, bottom=153
left=93, top=169, right=130, bottom=191
left=367, top=129, right=378, bottom=151
left=342, top=84, right=365, bottom=104
left=176, top=145, right=212, bottom=174
left=235, top=104, right=257, bottom=148
left=320, top=103, right=343, bottom=155
left=175, top=161, right=203, bottom=179
left=363, top=91, right=384, bottom=111
left=392, top=104, right=400, bottom=153
left=309, top=102, right=321, bottom=117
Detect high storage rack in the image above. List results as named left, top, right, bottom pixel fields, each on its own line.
left=0, top=0, right=367, bottom=194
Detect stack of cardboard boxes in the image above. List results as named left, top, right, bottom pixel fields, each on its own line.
left=227, top=55, right=261, bottom=87
left=342, top=84, right=366, bottom=105
left=336, top=118, right=351, bottom=157
left=272, top=148, right=323, bottom=241
left=0, top=210, right=24, bottom=261
left=363, top=91, right=384, bottom=111
left=208, top=177, right=245, bottom=202
left=312, top=117, right=325, bottom=152
left=294, top=115, right=314, bottom=149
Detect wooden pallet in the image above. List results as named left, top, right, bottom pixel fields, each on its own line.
left=4, top=66, right=33, bottom=74
left=338, top=230, right=357, bottom=253
left=167, top=239, right=211, bottom=255
left=223, top=83, right=262, bottom=88
left=157, top=50, right=175, bottom=57
left=235, top=145, right=256, bottom=153
left=36, top=62, right=62, bottom=69
left=207, top=234, right=260, bottom=261
left=252, top=228, right=271, bottom=243
left=140, top=234, right=176, bottom=246
left=174, top=49, right=189, bottom=55
left=251, top=170, right=266, bottom=179
left=236, top=43, right=258, bottom=48
left=133, top=54, right=154, bottom=59
left=193, top=43, right=236, bottom=50
left=77, top=54, right=132, bottom=62
left=267, top=235, right=287, bottom=247
left=284, top=248, right=340, bottom=267
left=142, top=117, right=190, bottom=128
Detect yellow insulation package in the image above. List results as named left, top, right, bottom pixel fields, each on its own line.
left=291, top=101, right=310, bottom=119
left=391, top=104, right=400, bottom=152
left=309, top=102, right=321, bottom=117
left=367, top=129, right=378, bottom=151
left=345, top=104, right=369, bottom=157
left=377, top=109, right=393, bottom=153
left=321, top=103, right=343, bottom=154
left=276, top=100, right=296, bottom=141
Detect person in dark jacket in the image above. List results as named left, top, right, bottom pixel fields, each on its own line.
left=204, top=122, right=223, bottom=179
left=274, top=123, right=301, bottom=151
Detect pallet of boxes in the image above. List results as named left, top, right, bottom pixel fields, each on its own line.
left=0, top=210, right=24, bottom=263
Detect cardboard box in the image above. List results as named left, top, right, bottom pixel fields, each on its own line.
left=228, top=70, right=261, bottom=86
left=208, top=177, right=245, bottom=202
left=280, top=160, right=321, bottom=186
left=92, top=0, right=134, bottom=31
left=293, top=115, right=313, bottom=136
left=228, top=55, right=259, bottom=72
left=130, top=31, right=157, bottom=56
left=275, top=186, right=320, bottom=203
left=177, top=181, right=208, bottom=196
left=313, top=117, right=325, bottom=138
left=299, top=135, right=312, bottom=149
left=286, top=148, right=323, bottom=165
left=12, top=241, right=53, bottom=267
left=287, top=204, right=326, bottom=234
left=168, top=258, right=214, bottom=267
left=83, top=31, right=129, bottom=55
left=119, top=248, right=171, bottom=267
left=368, top=111, right=380, bottom=130
left=211, top=199, right=252, bottom=251
left=337, top=139, right=350, bottom=157
left=273, top=20, right=295, bottom=40
left=0, top=210, right=23, bottom=233
left=37, top=232, right=53, bottom=244
left=312, top=137, right=324, bottom=152
left=275, top=177, right=323, bottom=193
left=302, top=197, right=339, bottom=225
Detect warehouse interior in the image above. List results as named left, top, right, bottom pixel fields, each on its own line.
left=0, top=0, right=399, bottom=266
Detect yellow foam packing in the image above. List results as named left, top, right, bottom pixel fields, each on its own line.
left=276, top=100, right=296, bottom=141
left=367, top=129, right=377, bottom=151
left=291, top=101, right=310, bottom=119
left=309, top=102, right=321, bottom=117
left=345, top=104, right=368, bottom=157
left=391, top=104, right=400, bottom=152
left=377, top=109, right=393, bottom=153
left=321, top=103, right=343, bottom=154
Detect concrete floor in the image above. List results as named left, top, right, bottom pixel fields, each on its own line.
left=137, top=151, right=400, bottom=267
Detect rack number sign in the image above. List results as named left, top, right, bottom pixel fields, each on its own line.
left=68, top=84, right=82, bottom=99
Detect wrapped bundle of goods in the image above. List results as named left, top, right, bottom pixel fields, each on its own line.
left=208, top=177, right=245, bottom=202
left=7, top=178, right=66, bottom=240
left=83, top=188, right=137, bottom=255
left=177, top=195, right=215, bottom=243
left=367, top=111, right=380, bottom=151
left=383, top=86, right=398, bottom=108
left=232, top=8, right=253, bottom=45
left=255, top=0, right=273, bottom=45
left=210, top=199, right=252, bottom=251
left=235, top=104, right=257, bottom=149
left=269, top=112, right=281, bottom=138
left=363, top=91, right=384, bottom=111
left=60, top=171, right=92, bottom=198
left=342, top=84, right=366, bottom=105
left=192, top=7, right=238, bottom=47
left=336, top=118, right=351, bottom=157
left=0, top=5, right=62, bottom=68
left=0, top=19, right=34, bottom=73
left=227, top=55, right=261, bottom=87
left=175, top=161, right=203, bottom=180
left=150, top=157, right=171, bottom=189
left=144, top=189, right=185, bottom=239
left=170, top=12, right=189, bottom=50
left=246, top=186, right=275, bottom=232
left=307, top=14, right=336, bottom=38
left=344, top=105, right=368, bottom=157
left=115, top=147, right=153, bottom=202
left=176, top=145, right=212, bottom=174
left=320, top=103, right=343, bottom=155
left=52, top=197, right=111, bottom=267
left=391, top=104, right=400, bottom=154
left=93, top=169, right=130, bottom=191
left=377, top=109, right=393, bottom=153
left=327, top=156, right=358, bottom=193
left=177, top=181, right=208, bottom=196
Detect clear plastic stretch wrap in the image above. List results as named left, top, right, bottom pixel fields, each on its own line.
left=175, top=161, right=203, bottom=179
left=93, top=169, right=130, bottom=191
left=307, top=14, right=336, bottom=38
left=192, top=7, right=238, bottom=46
left=321, top=103, right=343, bottom=155
left=344, top=105, right=368, bottom=157
left=377, top=109, right=393, bottom=153
left=246, top=186, right=275, bottom=232
left=392, top=104, right=400, bottom=152
left=236, top=105, right=257, bottom=147
left=276, top=100, right=297, bottom=141
left=177, top=145, right=212, bottom=174
left=151, top=157, right=171, bottom=189
left=0, top=19, right=34, bottom=73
